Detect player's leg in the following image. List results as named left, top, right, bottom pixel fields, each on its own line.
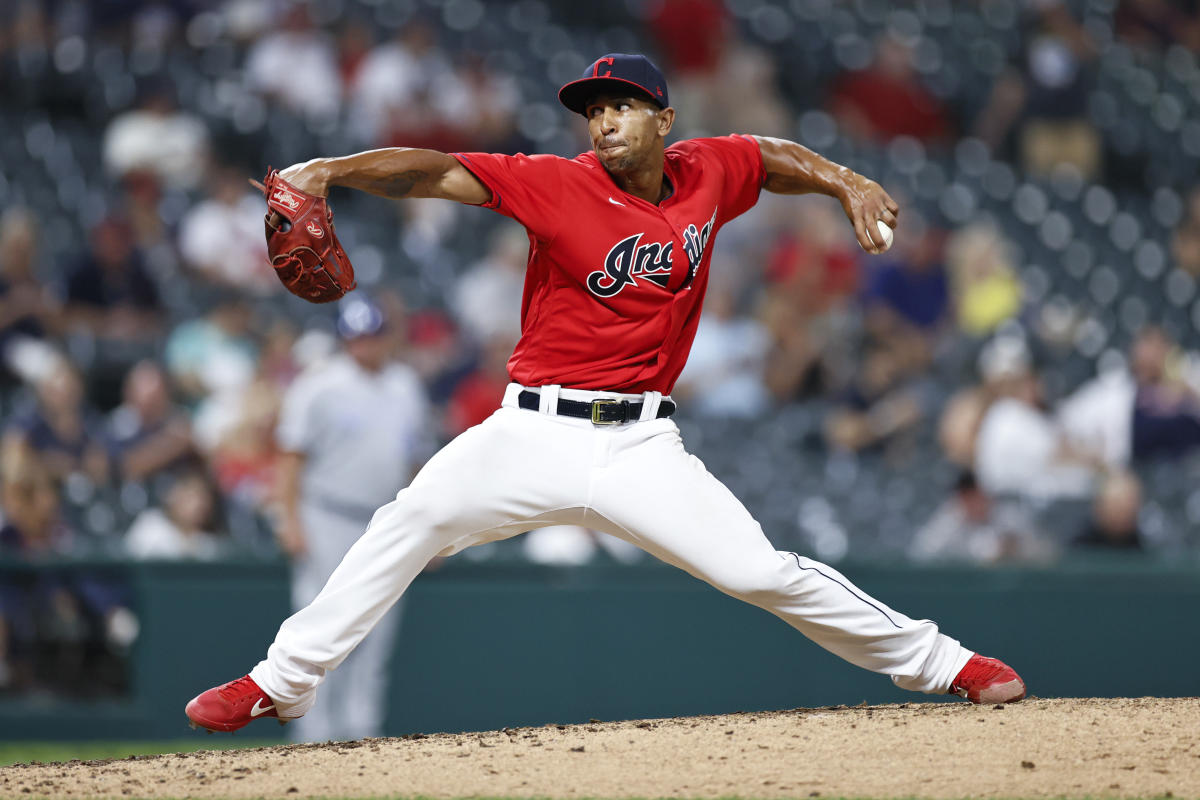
left=286, top=506, right=378, bottom=742
left=587, top=418, right=970, bottom=695
left=239, top=398, right=594, bottom=720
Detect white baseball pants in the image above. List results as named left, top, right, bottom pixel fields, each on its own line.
left=286, top=502, right=402, bottom=741
left=251, top=384, right=972, bottom=718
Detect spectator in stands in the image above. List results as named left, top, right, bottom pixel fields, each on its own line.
left=178, top=165, right=276, bottom=295
left=406, top=309, right=473, bottom=404
left=909, top=471, right=1051, bottom=564
left=674, top=287, right=771, bottom=418
left=105, top=360, right=196, bottom=482
left=0, top=434, right=70, bottom=556
left=0, top=434, right=139, bottom=692
left=761, top=201, right=859, bottom=403
left=1059, top=326, right=1200, bottom=467
left=1072, top=470, right=1145, bottom=552
left=3, top=360, right=107, bottom=485
left=945, top=222, right=1023, bottom=338
left=206, top=377, right=281, bottom=512
left=863, top=218, right=948, bottom=333
left=0, top=208, right=59, bottom=384
left=0, top=439, right=70, bottom=691
left=1114, top=0, right=1200, bottom=52
left=451, top=225, right=526, bottom=347
left=824, top=346, right=924, bottom=454
left=445, top=334, right=513, bottom=438
left=1171, top=186, right=1200, bottom=278
left=101, top=79, right=209, bottom=191
left=349, top=20, right=449, bottom=145
left=646, top=0, right=729, bottom=81
left=973, top=0, right=1100, bottom=178
left=973, top=336, right=1097, bottom=500
left=862, top=214, right=949, bottom=374
left=62, top=217, right=163, bottom=344
left=765, top=200, right=860, bottom=312
left=939, top=383, right=990, bottom=469
left=1128, top=326, right=1200, bottom=460
left=257, top=317, right=303, bottom=391
left=335, top=18, right=375, bottom=89
left=646, top=0, right=730, bottom=136
left=164, top=296, right=257, bottom=403
left=120, top=170, right=179, bottom=279
left=125, top=469, right=224, bottom=560
left=830, top=34, right=951, bottom=144
left=244, top=4, right=340, bottom=125
left=432, top=53, right=523, bottom=153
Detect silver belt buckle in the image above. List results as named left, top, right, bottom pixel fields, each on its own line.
left=590, top=398, right=620, bottom=424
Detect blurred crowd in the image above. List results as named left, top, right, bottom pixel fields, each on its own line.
left=3, top=0, right=1200, bottom=696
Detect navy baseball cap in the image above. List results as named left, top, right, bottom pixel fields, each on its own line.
left=337, top=297, right=386, bottom=339
left=558, top=53, right=669, bottom=116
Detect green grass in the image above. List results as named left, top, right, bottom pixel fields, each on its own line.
left=0, top=738, right=279, bottom=767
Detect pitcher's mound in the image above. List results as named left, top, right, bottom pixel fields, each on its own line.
left=2, top=697, right=1197, bottom=798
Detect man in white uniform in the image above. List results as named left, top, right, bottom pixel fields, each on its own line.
left=273, top=298, right=430, bottom=741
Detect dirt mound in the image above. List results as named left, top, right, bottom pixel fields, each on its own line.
left=1, top=697, right=1197, bottom=799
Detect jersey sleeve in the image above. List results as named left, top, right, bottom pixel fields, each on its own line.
left=697, top=135, right=766, bottom=224
left=451, top=151, right=563, bottom=242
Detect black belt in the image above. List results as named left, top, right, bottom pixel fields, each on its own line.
left=517, top=389, right=676, bottom=425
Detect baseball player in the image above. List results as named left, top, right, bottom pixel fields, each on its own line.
left=186, top=54, right=1024, bottom=734
left=273, top=297, right=430, bottom=741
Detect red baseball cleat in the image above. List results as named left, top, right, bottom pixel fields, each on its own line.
left=185, top=675, right=287, bottom=733
left=949, top=654, right=1026, bottom=704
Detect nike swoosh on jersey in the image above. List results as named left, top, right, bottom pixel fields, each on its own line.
left=607, top=197, right=625, bottom=206
left=250, top=698, right=275, bottom=717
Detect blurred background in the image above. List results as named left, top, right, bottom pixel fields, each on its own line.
left=2, top=0, right=1200, bottom=747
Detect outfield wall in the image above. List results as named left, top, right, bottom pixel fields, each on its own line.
left=1, top=558, right=1197, bottom=741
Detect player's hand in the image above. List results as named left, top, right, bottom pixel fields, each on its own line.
left=276, top=516, right=309, bottom=560
left=276, top=159, right=331, bottom=197
left=838, top=173, right=899, bottom=255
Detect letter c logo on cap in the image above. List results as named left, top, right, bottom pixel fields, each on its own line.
left=592, top=57, right=615, bottom=78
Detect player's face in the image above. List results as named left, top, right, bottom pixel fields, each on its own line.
left=585, top=94, right=673, bottom=174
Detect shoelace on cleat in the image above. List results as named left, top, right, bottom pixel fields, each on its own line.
left=953, top=657, right=1007, bottom=690
left=216, top=676, right=260, bottom=703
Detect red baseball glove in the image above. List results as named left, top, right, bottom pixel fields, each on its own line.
left=253, top=168, right=356, bottom=303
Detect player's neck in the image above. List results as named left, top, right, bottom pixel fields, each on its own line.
left=608, top=157, right=669, bottom=205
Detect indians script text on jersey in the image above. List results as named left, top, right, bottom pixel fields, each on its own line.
left=453, top=134, right=765, bottom=394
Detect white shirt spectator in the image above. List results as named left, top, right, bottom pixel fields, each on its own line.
left=178, top=191, right=275, bottom=294
left=126, top=508, right=222, bottom=560
left=910, top=498, right=1048, bottom=564
left=276, top=353, right=431, bottom=512
left=452, top=256, right=524, bottom=344
left=103, top=108, right=209, bottom=190
left=349, top=38, right=450, bottom=144
left=245, top=30, right=341, bottom=122
left=1057, top=369, right=1136, bottom=469
left=675, top=313, right=771, bottom=418
left=349, top=41, right=422, bottom=143
left=975, top=397, right=1094, bottom=499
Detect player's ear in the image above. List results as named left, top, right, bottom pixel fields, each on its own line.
left=657, top=107, right=675, bottom=137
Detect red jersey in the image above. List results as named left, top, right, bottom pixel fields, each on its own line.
left=453, top=134, right=765, bottom=394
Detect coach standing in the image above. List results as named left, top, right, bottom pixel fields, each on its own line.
left=274, top=297, right=431, bottom=741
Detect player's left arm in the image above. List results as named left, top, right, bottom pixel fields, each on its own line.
left=752, top=135, right=898, bottom=255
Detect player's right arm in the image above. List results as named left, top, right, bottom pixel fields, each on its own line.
left=277, top=148, right=491, bottom=205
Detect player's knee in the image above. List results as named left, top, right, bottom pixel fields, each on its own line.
left=369, top=491, right=457, bottom=543
left=712, top=566, right=791, bottom=607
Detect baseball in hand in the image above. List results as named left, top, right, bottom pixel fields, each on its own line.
left=874, top=219, right=894, bottom=252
